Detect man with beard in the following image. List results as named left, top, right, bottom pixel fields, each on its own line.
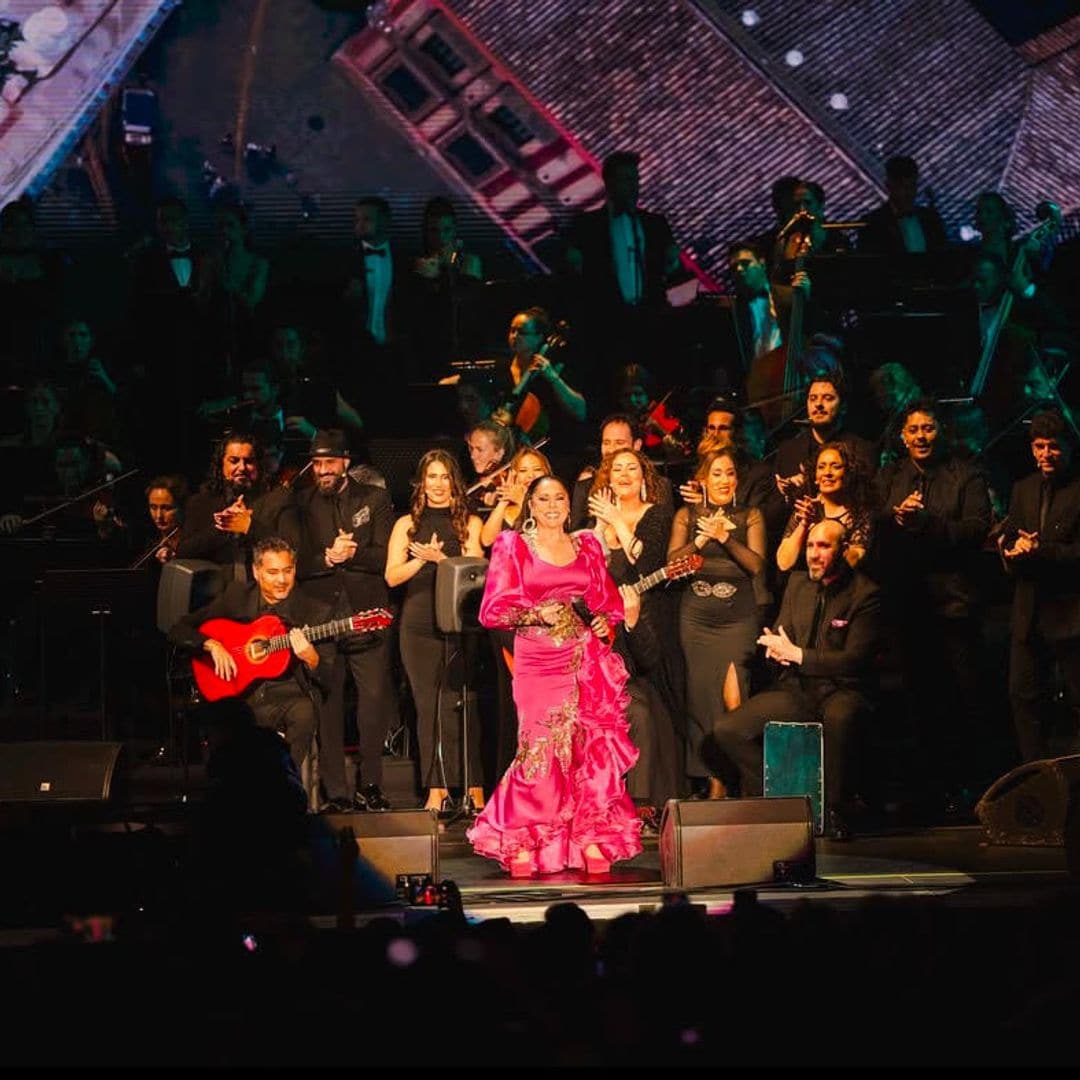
left=768, top=373, right=875, bottom=541
left=1000, top=409, right=1080, bottom=763
left=704, top=519, right=881, bottom=840
left=284, top=429, right=397, bottom=813
left=176, top=432, right=277, bottom=581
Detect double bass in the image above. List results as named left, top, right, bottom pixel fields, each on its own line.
left=744, top=212, right=815, bottom=436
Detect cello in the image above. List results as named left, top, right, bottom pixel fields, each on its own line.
left=744, top=212, right=814, bottom=436
left=490, top=321, right=569, bottom=444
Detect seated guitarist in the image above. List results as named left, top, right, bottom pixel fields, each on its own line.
left=168, top=536, right=331, bottom=775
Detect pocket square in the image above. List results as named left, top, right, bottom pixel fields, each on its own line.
left=830, top=618, right=849, bottom=628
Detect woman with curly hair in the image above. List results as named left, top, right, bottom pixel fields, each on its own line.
left=386, top=449, right=483, bottom=812
left=776, top=440, right=873, bottom=573
left=587, top=447, right=671, bottom=584
left=467, top=475, right=641, bottom=877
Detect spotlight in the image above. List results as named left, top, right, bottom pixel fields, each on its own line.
left=959, top=224, right=978, bottom=242
left=784, top=48, right=805, bottom=67
left=741, top=9, right=760, bottom=27
left=828, top=92, right=849, bottom=111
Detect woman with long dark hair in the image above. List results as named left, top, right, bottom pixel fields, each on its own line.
left=467, top=475, right=641, bottom=877
left=776, top=440, right=873, bottom=573
left=668, top=449, right=767, bottom=797
left=386, top=449, right=483, bottom=812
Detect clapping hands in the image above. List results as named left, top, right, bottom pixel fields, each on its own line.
left=588, top=486, right=620, bottom=525
left=409, top=531, right=446, bottom=563
left=757, top=624, right=803, bottom=666
left=213, top=495, right=252, bottom=534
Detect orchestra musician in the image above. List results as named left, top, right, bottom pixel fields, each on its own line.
left=144, top=474, right=188, bottom=564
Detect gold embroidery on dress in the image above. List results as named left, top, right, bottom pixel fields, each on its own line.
left=513, top=662, right=583, bottom=780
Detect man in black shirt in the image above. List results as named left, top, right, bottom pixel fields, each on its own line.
left=1001, top=409, right=1080, bottom=762
left=285, top=429, right=397, bottom=813
left=705, top=519, right=881, bottom=839
left=168, top=537, right=327, bottom=773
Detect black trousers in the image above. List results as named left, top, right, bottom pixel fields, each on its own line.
left=706, top=682, right=871, bottom=808
left=400, top=623, right=482, bottom=790
left=246, top=679, right=317, bottom=771
left=897, top=613, right=985, bottom=795
left=319, top=633, right=399, bottom=800
left=1009, top=632, right=1080, bottom=763
left=624, top=677, right=681, bottom=808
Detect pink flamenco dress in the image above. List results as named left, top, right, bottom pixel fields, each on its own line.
left=466, top=529, right=643, bottom=874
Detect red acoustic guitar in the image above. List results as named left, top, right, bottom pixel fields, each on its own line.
left=191, top=608, right=393, bottom=701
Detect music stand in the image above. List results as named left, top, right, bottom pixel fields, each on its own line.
left=433, top=557, right=488, bottom=822
left=40, top=568, right=153, bottom=741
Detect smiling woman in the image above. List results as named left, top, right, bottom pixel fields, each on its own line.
left=467, top=475, right=642, bottom=878
left=385, top=449, right=484, bottom=812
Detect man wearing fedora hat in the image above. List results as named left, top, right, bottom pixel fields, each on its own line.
left=285, top=428, right=398, bottom=812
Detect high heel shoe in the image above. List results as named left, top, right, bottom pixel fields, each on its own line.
left=423, top=788, right=450, bottom=813
left=583, top=845, right=610, bottom=876
left=509, top=850, right=535, bottom=878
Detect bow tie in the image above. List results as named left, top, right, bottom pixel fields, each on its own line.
left=363, top=244, right=388, bottom=258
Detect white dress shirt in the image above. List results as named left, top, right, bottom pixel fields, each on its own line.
left=167, top=246, right=193, bottom=288
left=362, top=242, right=392, bottom=344
left=608, top=210, right=644, bottom=305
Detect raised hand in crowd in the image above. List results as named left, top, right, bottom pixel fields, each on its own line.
left=324, top=527, right=358, bottom=567
left=213, top=494, right=252, bottom=534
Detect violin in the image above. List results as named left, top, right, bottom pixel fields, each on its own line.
left=490, top=322, right=569, bottom=442
left=641, top=393, right=692, bottom=459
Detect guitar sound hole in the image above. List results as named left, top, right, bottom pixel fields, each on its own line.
left=248, top=639, right=270, bottom=663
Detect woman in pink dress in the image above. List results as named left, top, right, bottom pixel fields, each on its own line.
left=466, top=476, right=643, bottom=877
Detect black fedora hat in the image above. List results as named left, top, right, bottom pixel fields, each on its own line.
left=309, top=428, right=350, bottom=458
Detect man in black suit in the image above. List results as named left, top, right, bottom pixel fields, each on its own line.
left=1001, top=409, right=1080, bottom=762
left=564, top=150, right=680, bottom=381
left=283, top=429, right=398, bottom=813
left=705, top=518, right=881, bottom=839
left=168, top=537, right=329, bottom=772
left=340, top=195, right=412, bottom=410
left=128, top=195, right=211, bottom=474
left=858, top=155, right=947, bottom=256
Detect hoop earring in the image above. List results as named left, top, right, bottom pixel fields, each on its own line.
left=731, top=490, right=737, bottom=510
left=522, top=515, right=537, bottom=537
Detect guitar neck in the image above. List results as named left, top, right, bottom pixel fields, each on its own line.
left=632, top=567, right=669, bottom=595
left=266, top=616, right=360, bottom=654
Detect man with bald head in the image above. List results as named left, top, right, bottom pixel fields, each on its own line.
left=704, top=518, right=881, bottom=838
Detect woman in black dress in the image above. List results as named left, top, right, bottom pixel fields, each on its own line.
left=669, top=449, right=767, bottom=797
left=386, top=449, right=483, bottom=811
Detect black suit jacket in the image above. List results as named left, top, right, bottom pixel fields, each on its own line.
left=566, top=206, right=674, bottom=309
left=1003, top=470, right=1080, bottom=641
left=340, top=243, right=411, bottom=354
left=774, top=569, right=881, bottom=697
left=286, top=478, right=393, bottom=613
left=176, top=485, right=281, bottom=579
left=858, top=202, right=947, bottom=256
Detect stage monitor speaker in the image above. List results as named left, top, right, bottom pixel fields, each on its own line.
left=156, top=559, right=225, bottom=634
left=435, top=556, right=489, bottom=634
left=975, top=754, right=1080, bottom=846
left=659, top=796, right=815, bottom=889
left=0, top=741, right=126, bottom=804
left=320, top=809, right=438, bottom=886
